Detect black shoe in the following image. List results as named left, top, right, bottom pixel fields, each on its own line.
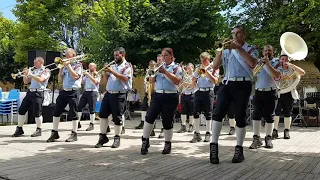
left=158, top=128, right=164, bottom=139
left=187, top=125, right=194, bottom=132
left=135, top=121, right=144, bottom=129
left=141, top=137, right=150, bottom=155
left=121, top=127, right=125, bottom=134
left=162, top=141, right=171, bottom=154
left=265, top=135, right=273, bottom=149
left=65, top=131, right=78, bottom=142
left=272, top=129, right=278, bottom=140
left=95, top=133, right=109, bottom=148
left=78, top=122, right=82, bottom=129
left=249, top=135, right=262, bottom=149
left=47, top=130, right=60, bottom=142
left=150, top=129, right=155, bottom=137
left=177, top=124, right=187, bottom=133
left=12, top=126, right=24, bottom=137
left=210, top=143, right=219, bottom=164
left=228, top=127, right=235, bottom=135
left=204, top=132, right=211, bottom=142
left=111, top=135, right=120, bottom=148
left=31, top=128, right=42, bottom=137
left=190, top=132, right=202, bottom=143
left=232, top=145, right=245, bottom=163
left=86, top=123, right=94, bottom=131
left=284, top=129, right=290, bottom=139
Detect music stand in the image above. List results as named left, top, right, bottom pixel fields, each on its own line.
left=292, top=98, right=308, bottom=127
left=246, top=96, right=254, bottom=125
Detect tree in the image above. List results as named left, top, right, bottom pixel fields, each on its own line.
left=12, top=0, right=95, bottom=63
left=83, top=0, right=131, bottom=65
left=84, top=0, right=228, bottom=69
left=0, top=15, right=24, bottom=87
left=128, top=0, right=228, bottom=65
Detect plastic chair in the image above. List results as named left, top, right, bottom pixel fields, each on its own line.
left=7, top=89, right=20, bottom=101
left=0, top=100, right=15, bottom=124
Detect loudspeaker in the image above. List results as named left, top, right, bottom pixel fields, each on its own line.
left=46, top=51, right=62, bottom=76
left=46, top=51, right=62, bottom=70
left=28, top=50, right=47, bottom=67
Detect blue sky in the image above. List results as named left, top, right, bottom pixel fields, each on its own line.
left=0, top=0, right=17, bottom=21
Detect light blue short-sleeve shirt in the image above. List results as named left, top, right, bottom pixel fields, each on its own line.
left=222, top=42, right=259, bottom=80
left=255, top=58, right=280, bottom=89
left=84, top=72, right=101, bottom=91
left=62, top=62, right=83, bottom=89
left=29, top=67, right=51, bottom=89
left=154, top=62, right=182, bottom=91
left=193, top=67, right=219, bottom=89
left=106, top=60, right=133, bottom=91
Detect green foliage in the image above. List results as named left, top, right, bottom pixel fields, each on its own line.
left=84, top=0, right=227, bottom=69
left=0, top=15, right=24, bottom=85
left=12, top=0, right=94, bottom=63
left=83, top=0, right=131, bottom=65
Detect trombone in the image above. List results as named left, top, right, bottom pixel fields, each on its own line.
left=49, top=54, right=89, bottom=71
left=92, top=60, right=116, bottom=78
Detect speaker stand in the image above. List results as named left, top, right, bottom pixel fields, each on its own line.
left=124, top=100, right=132, bottom=120
left=292, top=99, right=308, bottom=128
left=49, top=74, right=56, bottom=106
left=124, top=93, right=132, bottom=120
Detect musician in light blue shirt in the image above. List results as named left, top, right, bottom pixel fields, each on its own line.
left=177, top=63, right=196, bottom=133
left=47, top=48, right=83, bottom=143
left=77, top=63, right=101, bottom=132
left=12, top=57, right=50, bottom=137
left=250, top=45, right=281, bottom=150
left=210, top=25, right=259, bottom=164
left=273, top=51, right=305, bottom=140
left=190, top=52, right=219, bottom=143
left=95, top=47, right=133, bottom=149
left=141, top=47, right=182, bottom=155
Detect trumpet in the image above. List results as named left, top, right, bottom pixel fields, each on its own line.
left=215, top=38, right=234, bottom=51
left=197, top=62, right=213, bottom=78
left=253, top=57, right=268, bottom=76
left=83, top=69, right=90, bottom=76
left=147, top=62, right=165, bottom=76
left=92, top=60, right=116, bottom=78
left=11, top=67, right=36, bottom=79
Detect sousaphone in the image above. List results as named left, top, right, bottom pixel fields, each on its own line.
left=278, top=32, right=308, bottom=94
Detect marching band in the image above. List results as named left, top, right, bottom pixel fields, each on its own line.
left=9, top=26, right=308, bottom=164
